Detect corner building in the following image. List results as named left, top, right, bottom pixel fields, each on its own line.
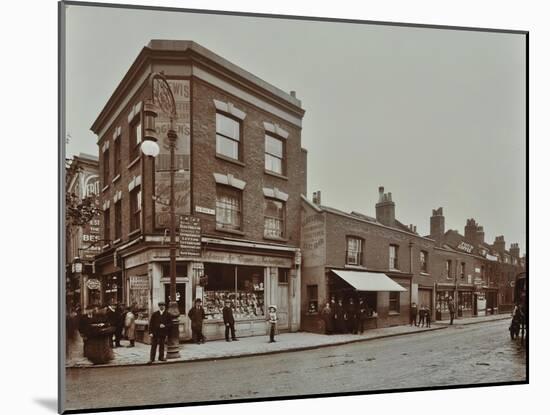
left=91, top=40, right=306, bottom=342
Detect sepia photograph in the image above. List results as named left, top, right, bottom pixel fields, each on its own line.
left=60, top=1, right=527, bottom=413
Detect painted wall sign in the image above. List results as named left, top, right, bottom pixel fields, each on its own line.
left=457, top=241, right=474, bottom=253
left=155, top=79, right=191, bottom=228
left=301, top=210, right=326, bottom=267
left=202, top=251, right=292, bottom=268
left=195, top=205, right=215, bottom=215
left=179, top=215, right=201, bottom=257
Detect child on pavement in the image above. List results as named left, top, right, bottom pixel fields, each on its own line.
left=267, top=305, right=278, bottom=343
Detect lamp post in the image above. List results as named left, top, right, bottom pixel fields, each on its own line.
left=72, top=257, right=83, bottom=309
left=141, top=72, right=180, bottom=359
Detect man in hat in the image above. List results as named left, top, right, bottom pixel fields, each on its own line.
left=222, top=299, right=238, bottom=342
left=147, top=301, right=172, bottom=364
left=267, top=305, right=278, bottom=343
left=448, top=297, right=456, bottom=325
left=188, top=298, right=206, bottom=344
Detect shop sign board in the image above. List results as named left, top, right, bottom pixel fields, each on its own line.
left=179, top=215, right=201, bottom=257
left=195, top=205, right=215, bottom=215
left=86, top=278, right=101, bottom=290
left=202, top=250, right=293, bottom=268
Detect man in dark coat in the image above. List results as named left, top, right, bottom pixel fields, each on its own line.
left=334, top=298, right=346, bottom=334
left=410, top=302, right=418, bottom=326
left=188, top=298, right=206, bottom=344
left=448, top=297, right=456, bottom=325
left=147, top=302, right=172, bottom=364
left=357, top=298, right=368, bottom=334
left=222, top=300, right=238, bottom=342
left=105, top=303, right=120, bottom=347
left=345, top=298, right=358, bottom=334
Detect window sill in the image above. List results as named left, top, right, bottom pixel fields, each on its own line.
left=263, top=235, right=289, bottom=243
left=264, top=170, right=288, bottom=180
left=102, top=184, right=110, bottom=192
left=128, top=228, right=141, bottom=238
left=420, top=272, right=430, bottom=276
left=111, top=174, right=121, bottom=184
left=215, top=226, right=245, bottom=236
left=344, top=264, right=367, bottom=270
left=388, top=311, right=400, bottom=316
left=127, top=156, right=141, bottom=169
left=113, top=238, right=122, bottom=245
left=215, top=153, right=245, bottom=167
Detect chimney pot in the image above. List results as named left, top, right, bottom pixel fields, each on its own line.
left=290, top=90, right=296, bottom=98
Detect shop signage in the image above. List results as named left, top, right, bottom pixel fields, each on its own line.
left=195, top=205, right=215, bottom=215
left=179, top=215, right=201, bottom=257
left=129, top=275, right=149, bottom=290
left=86, top=278, right=101, bottom=290
left=457, top=241, right=474, bottom=253
left=203, top=251, right=293, bottom=268
left=301, top=211, right=326, bottom=267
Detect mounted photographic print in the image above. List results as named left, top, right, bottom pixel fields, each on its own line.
left=59, top=1, right=528, bottom=413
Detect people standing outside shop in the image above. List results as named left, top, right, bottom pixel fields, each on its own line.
left=147, top=301, right=171, bottom=364
left=345, top=298, right=358, bottom=334
left=410, top=302, right=418, bottom=326
left=448, top=297, right=456, bottom=325
left=114, top=303, right=124, bottom=348
left=105, top=303, right=118, bottom=347
left=188, top=298, right=206, bottom=344
left=418, top=305, right=426, bottom=327
left=321, top=302, right=333, bottom=334
left=358, top=298, right=368, bottom=334
left=223, top=300, right=238, bottom=342
left=425, top=305, right=432, bottom=328
left=124, top=306, right=136, bottom=347
left=267, top=305, right=278, bottom=343
left=334, top=298, right=346, bottom=334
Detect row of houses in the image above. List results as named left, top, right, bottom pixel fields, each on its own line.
left=65, top=40, right=525, bottom=343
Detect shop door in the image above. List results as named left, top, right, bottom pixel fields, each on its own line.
left=418, top=289, right=433, bottom=312
left=277, top=282, right=289, bottom=330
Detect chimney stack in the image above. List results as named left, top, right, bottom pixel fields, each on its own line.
left=375, top=186, right=395, bottom=227
left=290, top=90, right=296, bottom=98
left=476, top=225, right=485, bottom=245
left=510, top=243, right=520, bottom=258
left=312, top=190, right=321, bottom=206
left=493, top=235, right=506, bottom=254
left=430, top=207, right=445, bottom=244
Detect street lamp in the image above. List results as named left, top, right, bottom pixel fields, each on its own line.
left=141, top=71, right=180, bottom=359
left=72, top=257, right=83, bottom=309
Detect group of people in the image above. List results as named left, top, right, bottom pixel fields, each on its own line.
left=319, top=297, right=373, bottom=335
left=409, top=302, right=432, bottom=327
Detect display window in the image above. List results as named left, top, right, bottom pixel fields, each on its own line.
left=458, top=291, right=473, bottom=311
left=436, top=290, right=452, bottom=312
left=203, top=264, right=265, bottom=321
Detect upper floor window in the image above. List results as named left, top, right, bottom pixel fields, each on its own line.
left=346, top=237, right=363, bottom=266
left=420, top=250, right=428, bottom=273
left=129, top=187, right=142, bottom=232
left=114, top=200, right=122, bottom=240
left=389, top=291, right=400, bottom=313
left=103, top=147, right=110, bottom=183
left=389, top=244, right=399, bottom=270
left=113, top=137, right=121, bottom=176
left=130, top=118, right=142, bottom=161
left=446, top=260, right=452, bottom=278
left=460, top=262, right=466, bottom=279
left=265, top=134, right=285, bottom=175
left=216, top=185, right=242, bottom=231
left=216, top=113, right=241, bottom=160
left=264, top=198, right=285, bottom=238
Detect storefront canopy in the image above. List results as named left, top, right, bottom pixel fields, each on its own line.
left=331, top=270, right=407, bottom=292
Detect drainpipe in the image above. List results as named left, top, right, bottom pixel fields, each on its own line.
left=409, top=241, right=414, bottom=308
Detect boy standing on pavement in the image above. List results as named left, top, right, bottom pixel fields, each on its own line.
left=223, top=300, right=238, bottom=342
left=267, top=305, right=278, bottom=343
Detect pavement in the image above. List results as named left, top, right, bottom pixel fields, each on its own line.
left=432, top=313, right=510, bottom=326
left=66, top=314, right=509, bottom=368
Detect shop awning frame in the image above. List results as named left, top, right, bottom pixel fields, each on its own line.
left=331, top=269, right=407, bottom=292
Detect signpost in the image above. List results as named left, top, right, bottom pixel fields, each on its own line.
left=179, top=215, right=201, bottom=257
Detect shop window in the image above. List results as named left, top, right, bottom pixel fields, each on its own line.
left=114, top=200, right=122, bottom=240
left=103, top=147, right=110, bottom=183
left=264, top=198, right=285, bottom=238
left=278, top=268, right=289, bottom=284
left=164, top=283, right=186, bottom=315
left=346, top=237, right=363, bottom=266
left=458, top=291, right=473, bottom=311
left=307, top=285, right=318, bottom=313
left=436, top=291, right=452, bottom=312
left=113, top=137, right=121, bottom=176
left=265, top=134, right=285, bottom=174
left=216, top=112, right=241, bottom=160
left=420, top=250, right=428, bottom=273
left=130, top=117, right=142, bottom=161
left=203, top=264, right=265, bottom=321
left=129, top=186, right=141, bottom=232
left=389, top=244, right=399, bottom=270
left=389, top=291, right=400, bottom=313
left=128, top=275, right=150, bottom=320
left=446, top=260, right=452, bottom=278
left=460, top=262, right=466, bottom=279
left=103, top=208, right=110, bottom=241
left=216, top=185, right=242, bottom=230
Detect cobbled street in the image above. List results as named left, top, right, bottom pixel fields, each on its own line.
left=65, top=319, right=526, bottom=411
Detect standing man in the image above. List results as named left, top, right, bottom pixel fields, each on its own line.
left=147, top=301, right=172, bottom=364
left=105, top=303, right=118, bottom=348
left=448, top=296, right=456, bottom=325
left=222, top=300, right=238, bottom=342
left=188, top=298, right=206, bottom=344
left=410, top=302, right=418, bottom=326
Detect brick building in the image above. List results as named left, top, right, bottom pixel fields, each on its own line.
left=300, top=187, right=438, bottom=333
left=90, top=40, right=306, bottom=342
left=65, top=153, right=102, bottom=310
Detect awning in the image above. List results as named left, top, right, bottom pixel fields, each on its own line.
left=331, top=270, right=407, bottom=292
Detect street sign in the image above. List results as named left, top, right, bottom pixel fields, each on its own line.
left=179, top=215, right=201, bottom=257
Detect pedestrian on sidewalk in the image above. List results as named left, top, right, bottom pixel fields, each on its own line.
left=188, top=298, right=206, bottom=344
left=147, top=301, right=172, bottom=364
left=448, top=297, right=456, bottom=325
left=321, top=302, right=333, bottom=334
left=124, top=306, right=136, bottom=347
left=267, top=305, right=278, bottom=343
left=358, top=298, right=368, bottom=334
left=410, top=302, right=418, bottom=326
left=223, top=300, right=238, bottom=342
left=418, top=305, right=426, bottom=327
left=334, top=298, right=345, bottom=334
left=425, top=305, right=432, bottom=328
left=114, top=303, right=125, bottom=348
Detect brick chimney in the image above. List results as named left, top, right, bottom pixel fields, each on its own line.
left=312, top=190, right=321, bottom=206
left=375, top=186, right=395, bottom=227
left=493, top=235, right=506, bottom=254
left=476, top=225, right=485, bottom=245
left=464, top=219, right=478, bottom=244
left=510, top=243, right=520, bottom=258
left=430, top=207, right=445, bottom=244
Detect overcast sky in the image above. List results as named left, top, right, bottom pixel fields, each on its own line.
left=64, top=4, right=526, bottom=252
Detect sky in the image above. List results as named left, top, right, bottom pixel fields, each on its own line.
left=64, top=4, right=526, bottom=252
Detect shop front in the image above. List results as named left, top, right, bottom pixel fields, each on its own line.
left=435, top=285, right=454, bottom=321
left=484, top=288, right=498, bottom=315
